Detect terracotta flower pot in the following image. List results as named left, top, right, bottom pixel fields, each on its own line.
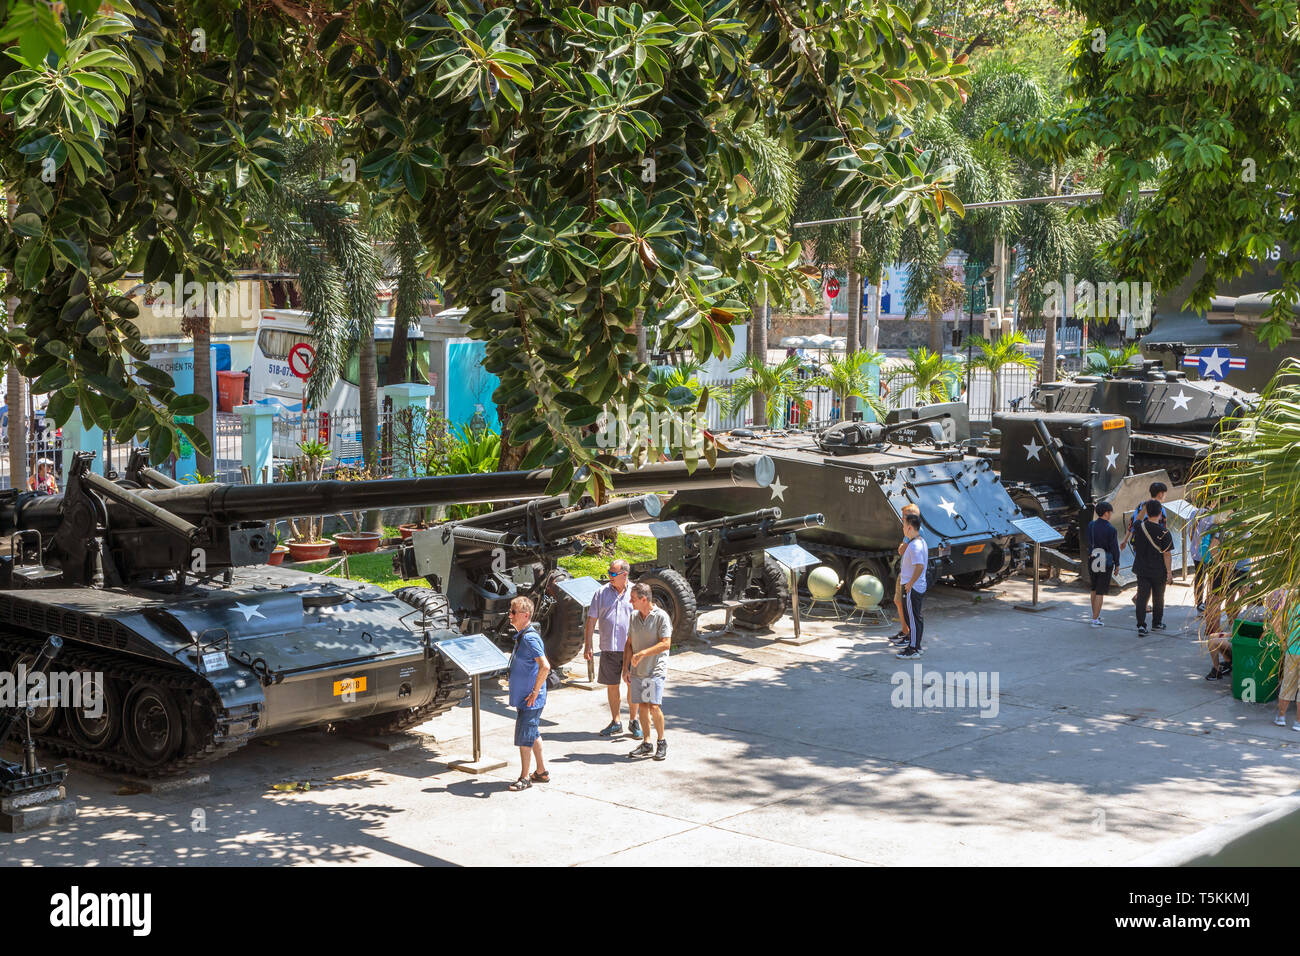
left=334, top=531, right=382, bottom=554
left=399, top=523, right=429, bottom=540
left=286, top=540, right=333, bottom=562
left=268, top=546, right=290, bottom=566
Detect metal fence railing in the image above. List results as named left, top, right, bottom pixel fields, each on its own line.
left=0, top=422, right=63, bottom=491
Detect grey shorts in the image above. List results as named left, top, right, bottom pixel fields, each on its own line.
left=598, top=650, right=624, bottom=685
left=629, top=674, right=665, bottom=705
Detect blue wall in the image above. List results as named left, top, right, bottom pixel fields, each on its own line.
left=447, top=341, right=500, bottom=433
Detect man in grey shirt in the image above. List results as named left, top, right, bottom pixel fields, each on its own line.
left=584, top=558, right=641, bottom=739
left=624, top=583, right=672, bottom=762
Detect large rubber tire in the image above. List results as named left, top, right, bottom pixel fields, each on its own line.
left=541, top=572, right=586, bottom=669
left=637, top=567, right=698, bottom=645
left=730, top=558, right=790, bottom=629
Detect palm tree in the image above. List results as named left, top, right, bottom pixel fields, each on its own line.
left=968, top=332, right=1038, bottom=412
left=723, top=354, right=804, bottom=429
left=887, top=348, right=963, bottom=406
left=1198, top=359, right=1300, bottom=622
left=1082, top=342, right=1142, bottom=376
left=811, top=350, right=888, bottom=422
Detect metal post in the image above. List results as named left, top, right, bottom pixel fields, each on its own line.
left=966, top=286, right=975, bottom=398
left=789, top=567, right=801, bottom=641
left=471, top=675, right=481, bottom=762
left=1032, top=543, right=1040, bottom=606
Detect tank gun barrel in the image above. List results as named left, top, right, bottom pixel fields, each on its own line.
left=9, top=454, right=773, bottom=529
left=685, top=508, right=782, bottom=533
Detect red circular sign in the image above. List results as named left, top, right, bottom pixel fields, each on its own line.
left=825, top=277, right=840, bottom=299
left=288, top=342, right=316, bottom=381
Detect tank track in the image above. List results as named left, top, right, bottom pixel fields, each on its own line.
left=0, top=633, right=258, bottom=778
left=801, top=540, right=1024, bottom=592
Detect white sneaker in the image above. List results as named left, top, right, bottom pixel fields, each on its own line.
left=1090, top=618, right=1103, bottom=627
left=1274, top=715, right=1288, bottom=727
left=1291, top=723, right=1300, bottom=732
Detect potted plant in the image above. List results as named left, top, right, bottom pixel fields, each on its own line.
left=331, top=464, right=384, bottom=553
left=268, top=527, right=290, bottom=565
left=392, top=406, right=456, bottom=535
left=285, top=440, right=334, bottom=561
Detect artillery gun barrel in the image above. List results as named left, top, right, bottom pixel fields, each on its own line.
left=765, top=513, right=825, bottom=536
left=9, top=455, right=773, bottom=530
left=685, top=508, right=782, bottom=533
left=716, top=512, right=825, bottom=544
left=447, top=495, right=662, bottom=562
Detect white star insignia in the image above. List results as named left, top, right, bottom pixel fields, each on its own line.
left=1105, top=447, right=1119, bottom=471
left=937, top=497, right=959, bottom=519
left=1200, top=348, right=1228, bottom=379
left=232, top=601, right=266, bottom=622
left=1023, top=437, right=1043, bottom=461
left=1170, top=390, right=1192, bottom=411
left=769, top=476, right=786, bottom=502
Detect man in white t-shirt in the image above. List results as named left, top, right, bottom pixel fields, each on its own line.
left=895, top=513, right=928, bottom=659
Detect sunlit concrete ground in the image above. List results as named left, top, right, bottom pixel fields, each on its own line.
left=4, top=572, right=1295, bottom=866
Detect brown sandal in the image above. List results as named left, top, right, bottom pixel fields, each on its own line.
left=530, top=770, right=550, bottom=783
left=508, top=776, right=531, bottom=791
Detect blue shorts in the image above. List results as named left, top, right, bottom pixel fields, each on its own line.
left=514, top=706, right=544, bottom=747
left=629, top=675, right=665, bottom=705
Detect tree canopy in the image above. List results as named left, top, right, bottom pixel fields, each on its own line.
left=1, top=0, right=969, bottom=492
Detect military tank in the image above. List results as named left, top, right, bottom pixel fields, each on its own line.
left=665, top=411, right=1027, bottom=593
left=0, top=449, right=772, bottom=776
left=1032, top=353, right=1256, bottom=485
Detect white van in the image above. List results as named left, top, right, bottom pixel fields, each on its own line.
left=248, top=309, right=429, bottom=462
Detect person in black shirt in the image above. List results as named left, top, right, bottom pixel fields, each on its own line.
left=1087, top=501, right=1121, bottom=627
left=1131, top=498, right=1174, bottom=635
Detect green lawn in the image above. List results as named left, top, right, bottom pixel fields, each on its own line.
left=293, top=532, right=661, bottom=591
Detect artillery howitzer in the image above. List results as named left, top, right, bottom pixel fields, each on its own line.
left=392, top=454, right=774, bottom=658
left=667, top=409, right=1026, bottom=594
left=629, top=509, right=824, bottom=631
left=0, top=448, right=771, bottom=776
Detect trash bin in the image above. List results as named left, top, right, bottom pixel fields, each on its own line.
left=1231, top=619, right=1281, bottom=703
left=216, top=370, right=247, bottom=413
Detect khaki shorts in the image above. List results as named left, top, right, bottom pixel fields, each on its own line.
left=894, top=576, right=904, bottom=602
left=1282, top=654, right=1300, bottom=702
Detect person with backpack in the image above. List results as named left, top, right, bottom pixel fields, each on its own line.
left=1120, top=480, right=1168, bottom=551
left=1131, top=499, right=1175, bottom=636
left=1087, top=501, right=1120, bottom=627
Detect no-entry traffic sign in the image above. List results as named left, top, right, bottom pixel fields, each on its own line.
left=288, top=342, right=315, bottom=381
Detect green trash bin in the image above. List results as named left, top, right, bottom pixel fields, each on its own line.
left=1231, top=620, right=1281, bottom=703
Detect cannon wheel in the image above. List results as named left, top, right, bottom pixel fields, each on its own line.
left=541, top=571, right=586, bottom=668
left=730, top=557, right=790, bottom=630
left=637, top=567, right=698, bottom=644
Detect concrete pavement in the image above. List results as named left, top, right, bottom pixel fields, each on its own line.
left=3, top=573, right=1296, bottom=866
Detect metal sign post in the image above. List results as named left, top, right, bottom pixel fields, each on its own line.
left=765, top=544, right=821, bottom=645
left=434, top=635, right=511, bottom=774
left=553, top=575, right=603, bottom=689
left=1012, top=517, right=1065, bottom=613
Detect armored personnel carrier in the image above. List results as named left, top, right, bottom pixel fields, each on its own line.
left=0, top=449, right=771, bottom=776
left=978, top=411, right=1177, bottom=579
left=1032, top=353, right=1256, bottom=485
left=666, top=413, right=1027, bottom=593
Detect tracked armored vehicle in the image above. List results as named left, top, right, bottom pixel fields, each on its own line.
left=976, top=412, right=1178, bottom=580
left=666, top=413, right=1027, bottom=593
left=0, top=450, right=771, bottom=776
left=1033, top=354, right=1256, bottom=485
